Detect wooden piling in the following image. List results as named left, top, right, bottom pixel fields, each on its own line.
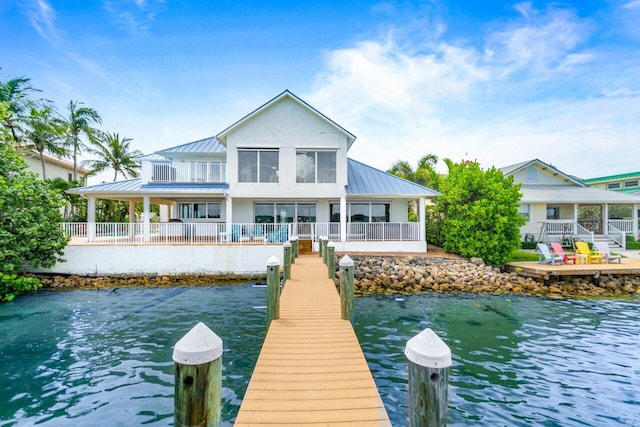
left=173, top=322, right=223, bottom=427
left=339, top=255, right=354, bottom=321
left=266, top=256, right=281, bottom=326
left=404, top=328, right=452, bottom=427
left=283, top=241, right=291, bottom=283
left=290, top=236, right=298, bottom=263
left=319, top=235, right=325, bottom=258
left=327, top=242, right=335, bottom=280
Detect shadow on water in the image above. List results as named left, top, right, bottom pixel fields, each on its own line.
left=353, top=293, right=640, bottom=427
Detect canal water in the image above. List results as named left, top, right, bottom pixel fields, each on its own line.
left=1, top=285, right=638, bottom=426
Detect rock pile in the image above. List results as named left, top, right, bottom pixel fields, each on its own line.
left=334, top=255, right=640, bottom=298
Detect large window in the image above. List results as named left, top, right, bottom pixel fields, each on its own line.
left=178, top=202, right=221, bottom=219
left=296, top=151, right=336, bottom=183
left=238, top=149, right=279, bottom=183
left=330, top=202, right=390, bottom=222
left=518, top=204, right=531, bottom=221
left=254, top=203, right=316, bottom=223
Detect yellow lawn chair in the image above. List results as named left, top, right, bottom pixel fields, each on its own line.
left=575, top=241, right=603, bottom=264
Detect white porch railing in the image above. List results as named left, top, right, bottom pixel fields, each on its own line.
left=62, top=221, right=422, bottom=245
left=574, top=222, right=595, bottom=243
left=607, top=223, right=626, bottom=249
left=608, top=219, right=633, bottom=235
left=150, top=162, right=226, bottom=183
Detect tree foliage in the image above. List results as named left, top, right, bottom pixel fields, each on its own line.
left=436, top=159, right=525, bottom=265
left=0, top=103, right=69, bottom=302
left=387, top=154, right=442, bottom=190
left=84, top=131, right=142, bottom=181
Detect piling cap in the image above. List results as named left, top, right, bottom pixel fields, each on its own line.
left=404, top=328, right=452, bottom=369
left=290, top=236, right=298, bottom=241
left=283, top=241, right=291, bottom=248
left=173, top=322, right=223, bottom=365
left=267, top=255, right=281, bottom=266
left=327, top=242, right=335, bottom=248
left=339, top=255, right=354, bottom=267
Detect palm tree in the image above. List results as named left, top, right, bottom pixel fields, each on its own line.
left=83, top=131, right=142, bottom=181
left=23, top=106, right=67, bottom=179
left=388, top=154, right=441, bottom=189
left=0, top=76, right=39, bottom=143
left=61, top=100, right=102, bottom=181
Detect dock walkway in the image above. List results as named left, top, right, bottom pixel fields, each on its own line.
left=234, top=255, right=391, bottom=426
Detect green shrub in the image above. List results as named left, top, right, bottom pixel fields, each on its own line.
left=0, top=273, right=42, bottom=302
left=626, top=235, right=640, bottom=250
left=521, top=241, right=537, bottom=250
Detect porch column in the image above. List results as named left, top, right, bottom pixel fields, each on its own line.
left=340, top=196, right=347, bottom=242
left=634, top=204, right=639, bottom=240
left=573, top=204, right=578, bottom=232
left=418, top=197, right=426, bottom=242
left=226, top=195, right=233, bottom=239
left=128, top=201, right=136, bottom=238
left=143, top=196, right=150, bottom=242
left=87, top=196, right=96, bottom=242
left=604, top=204, right=609, bottom=235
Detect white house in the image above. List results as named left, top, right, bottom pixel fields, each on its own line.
left=52, top=91, right=438, bottom=275
left=502, top=159, right=639, bottom=248
left=21, top=149, right=89, bottom=183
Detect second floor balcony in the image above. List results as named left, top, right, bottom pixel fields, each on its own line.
left=144, top=161, right=227, bottom=184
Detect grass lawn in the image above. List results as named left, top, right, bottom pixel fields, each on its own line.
left=510, top=250, right=539, bottom=262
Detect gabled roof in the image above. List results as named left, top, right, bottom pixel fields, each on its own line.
left=346, top=158, right=440, bottom=197
left=135, top=153, right=170, bottom=163
left=157, top=136, right=226, bottom=156
left=501, top=159, right=586, bottom=187
left=216, top=90, right=356, bottom=148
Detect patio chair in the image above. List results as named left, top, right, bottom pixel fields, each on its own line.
left=550, top=242, right=577, bottom=264
left=536, top=243, right=564, bottom=265
left=594, top=242, right=622, bottom=263
left=575, top=241, right=603, bottom=264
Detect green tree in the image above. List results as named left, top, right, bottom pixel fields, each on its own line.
left=23, top=106, right=67, bottom=179
left=84, top=131, right=142, bottom=181
left=0, top=76, right=39, bottom=143
left=387, top=154, right=442, bottom=190
left=61, top=100, right=102, bottom=181
left=48, top=177, right=87, bottom=220
left=437, top=159, right=525, bottom=265
left=0, top=102, right=69, bottom=302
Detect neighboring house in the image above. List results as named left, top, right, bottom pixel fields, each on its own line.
left=65, top=90, right=439, bottom=254
left=501, top=159, right=640, bottom=248
left=582, top=172, right=640, bottom=196
left=21, top=149, right=89, bottom=183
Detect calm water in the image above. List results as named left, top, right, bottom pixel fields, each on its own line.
left=1, top=287, right=639, bottom=426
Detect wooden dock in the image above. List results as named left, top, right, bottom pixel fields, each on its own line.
left=234, top=255, right=391, bottom=426
left=507, top=258, right=640, bottom=280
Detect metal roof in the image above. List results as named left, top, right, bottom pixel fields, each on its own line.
left=582, top=171, right=640, bottom=184
left=520, top=185, right=640, bottom=204
left=135, top=153, right=170, bottom=162
left=67, top=179, right=228, bottom=195
left=346, top=158, right=440, bottom=197
left=156, top=136, right=226, bottom=155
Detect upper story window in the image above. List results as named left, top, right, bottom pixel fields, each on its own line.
left=518, top=204, right=530, bottom=221
left=525, top=167, right=537, bottom=183
left=238, top=149, right=279, bottom=183
left=296, top=150, right=336, bottom=183
left=607, top=183, right=621, bottom=189
left=624, top=180, right=638, bottom=188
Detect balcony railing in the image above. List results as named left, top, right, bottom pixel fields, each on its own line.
left=149, top=162, right=226, bottom=183
left=61, top=221, right=422, bottom=245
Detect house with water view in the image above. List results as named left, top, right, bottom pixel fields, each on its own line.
left=502, top=159, right=640, bottom=249
left=53, top=91, right=438, bottom=275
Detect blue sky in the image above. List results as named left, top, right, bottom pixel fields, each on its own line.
left=2, top=0, right=639, bottom=182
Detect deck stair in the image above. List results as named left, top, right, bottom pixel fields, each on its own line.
left=234, top=255, right=391, bottom=426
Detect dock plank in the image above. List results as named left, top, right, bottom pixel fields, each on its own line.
left=234, top=255, right=391, bottom=426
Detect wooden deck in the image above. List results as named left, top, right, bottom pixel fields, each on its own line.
left=234, top=255, right=391, bottom=426
left=507, top=258, right=640, bottom=280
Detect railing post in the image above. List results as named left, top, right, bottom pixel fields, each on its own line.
left=339, top=255, right=354, bottom=321
left=266, top=256, right=281, bottom=326
left=405, top=328, right=452, bottom=427
left=327, top=242, right=335, bottom=280
left=283, top=242, right=291, bottom=283
left=173, top=322, right=223, bottom=427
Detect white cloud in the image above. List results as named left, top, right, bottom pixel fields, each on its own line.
left=27, top=0, right=61, bottom=45
left=102, top=0, right=166, bottom=35
left=306, top=3, right=640, bottom=179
